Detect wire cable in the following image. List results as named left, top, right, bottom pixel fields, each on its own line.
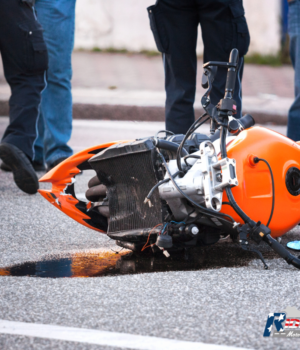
left=144, top=171, right=181, bottom=206
left=183, top=155, right=201, bottom=167
left=219, top=126, right=255, bottom=226
left=155, top=130, right=175, bottom=138
left=176, top=114, right=209, bottom=172
left=176, top=113, right=209, bottom=173
left=141, top=223, right=163, bottom=251
left=254, top=157, right=275, bottom=227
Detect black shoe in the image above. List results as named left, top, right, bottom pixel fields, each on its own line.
left=32, top=161, right=46, bottom=171
left=47, top=157, right=67, bottom=171
left=0, top=162, right=11, bottom=172
left=1, top=160, right=46, bottom=172
left=0, top=143, right=39, bottom=194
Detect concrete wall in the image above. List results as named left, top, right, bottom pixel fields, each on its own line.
left=74, top=0, right=281, bottom=55
left=243, top=0, right=281, bottom=55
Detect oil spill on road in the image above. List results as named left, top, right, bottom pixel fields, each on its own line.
left=0, top=242, right=279, bottom=278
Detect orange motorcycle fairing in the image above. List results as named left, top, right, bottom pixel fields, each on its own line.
left=220, top=126, right=300, bottom=237
left=38, top=141, right=130, bottom=233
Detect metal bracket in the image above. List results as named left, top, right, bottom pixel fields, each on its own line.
left=213, top=157, right=238, bottom=191
left=200, top=141, right=223, bottom=211
left=199, top=141, right=238, bottom=212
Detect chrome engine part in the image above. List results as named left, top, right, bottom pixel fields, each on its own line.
left=159, top=140, right=238, bottom=219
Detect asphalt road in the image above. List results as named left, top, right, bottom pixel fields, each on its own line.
left=0, top=117, right=299, bottom=350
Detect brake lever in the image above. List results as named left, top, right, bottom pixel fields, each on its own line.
left=201, top=65, right=229, bottom=131
left=201, top=66, right=218, bottom=111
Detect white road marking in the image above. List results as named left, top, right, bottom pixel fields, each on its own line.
left=0, top=319, right=252, bottom=350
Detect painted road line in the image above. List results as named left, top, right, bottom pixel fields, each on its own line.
left=0, top=319, right=252, bottom=350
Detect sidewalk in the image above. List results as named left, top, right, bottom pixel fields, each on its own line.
left=0, top=51, right=295, bottom=124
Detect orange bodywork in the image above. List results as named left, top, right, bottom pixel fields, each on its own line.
left=39, top=141, right=130, bottom=233
left=220, top=126, right=300, bottom=237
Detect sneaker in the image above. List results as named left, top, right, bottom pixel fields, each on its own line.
left=0, top=143, right=39, bottom=194
left=0, top=160, right=46, bottom=172
left=0, top=162, right=11, bottom=172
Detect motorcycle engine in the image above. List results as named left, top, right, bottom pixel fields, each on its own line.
left=88, top=134, right=237, bottom=245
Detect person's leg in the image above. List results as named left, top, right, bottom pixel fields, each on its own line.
left=287, top=0, right=300, bottom=141
left=34, top=0, right=76, bottom=167
left=148, top=0, right=199, bottom=134
left=0, top=0, right=47, bottom=194
left=199, top=0, right=250, bottom=118
left=33, top=108, right=45, bottom=165
left=1, top=72, right=46, bottom=160
left=0, top=0, right=47, bottom=160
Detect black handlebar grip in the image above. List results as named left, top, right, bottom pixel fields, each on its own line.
left=239, top=114, right=255, bottom=130
left=264, top=234, right=300, bottom=269
left=266, top=235, right=291, bottom=259
left=225, top=49, right=239, bottom=99
left=229, top=48, right=239, bottom=66
left=209, top=114, right=255, bottom=142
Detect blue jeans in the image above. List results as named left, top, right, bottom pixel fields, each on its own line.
left=33, top=0, right=76, bottom=166
left=288, top=0, right=300, bottom=141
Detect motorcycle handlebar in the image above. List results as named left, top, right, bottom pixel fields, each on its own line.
left=224, top=49, right=239, bottom=100
left=210, top=114, right=255, bottom=142
left=263, top=234, right=300, bottom=270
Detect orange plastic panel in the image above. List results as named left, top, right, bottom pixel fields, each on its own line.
left=39, top=141, right=130, bottom=233
left=220, top=126, right=300, bottom=237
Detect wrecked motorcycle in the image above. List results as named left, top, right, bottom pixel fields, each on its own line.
left=39, top=49, right=300, bottom=270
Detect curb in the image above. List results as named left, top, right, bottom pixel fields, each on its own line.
left=0, top=100, right=287, bottom=125
left=73, top=104, right=288, bottom=125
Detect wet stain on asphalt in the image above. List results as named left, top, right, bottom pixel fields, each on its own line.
left=0, top=242, right=281, bottom=278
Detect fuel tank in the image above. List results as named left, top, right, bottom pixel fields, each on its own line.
left=220, top=126, right=300, bottom=237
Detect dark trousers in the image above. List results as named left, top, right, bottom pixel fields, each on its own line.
left=148, top=0, right=250, bottom=134
left=0, top=0, right=48, bottom=160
